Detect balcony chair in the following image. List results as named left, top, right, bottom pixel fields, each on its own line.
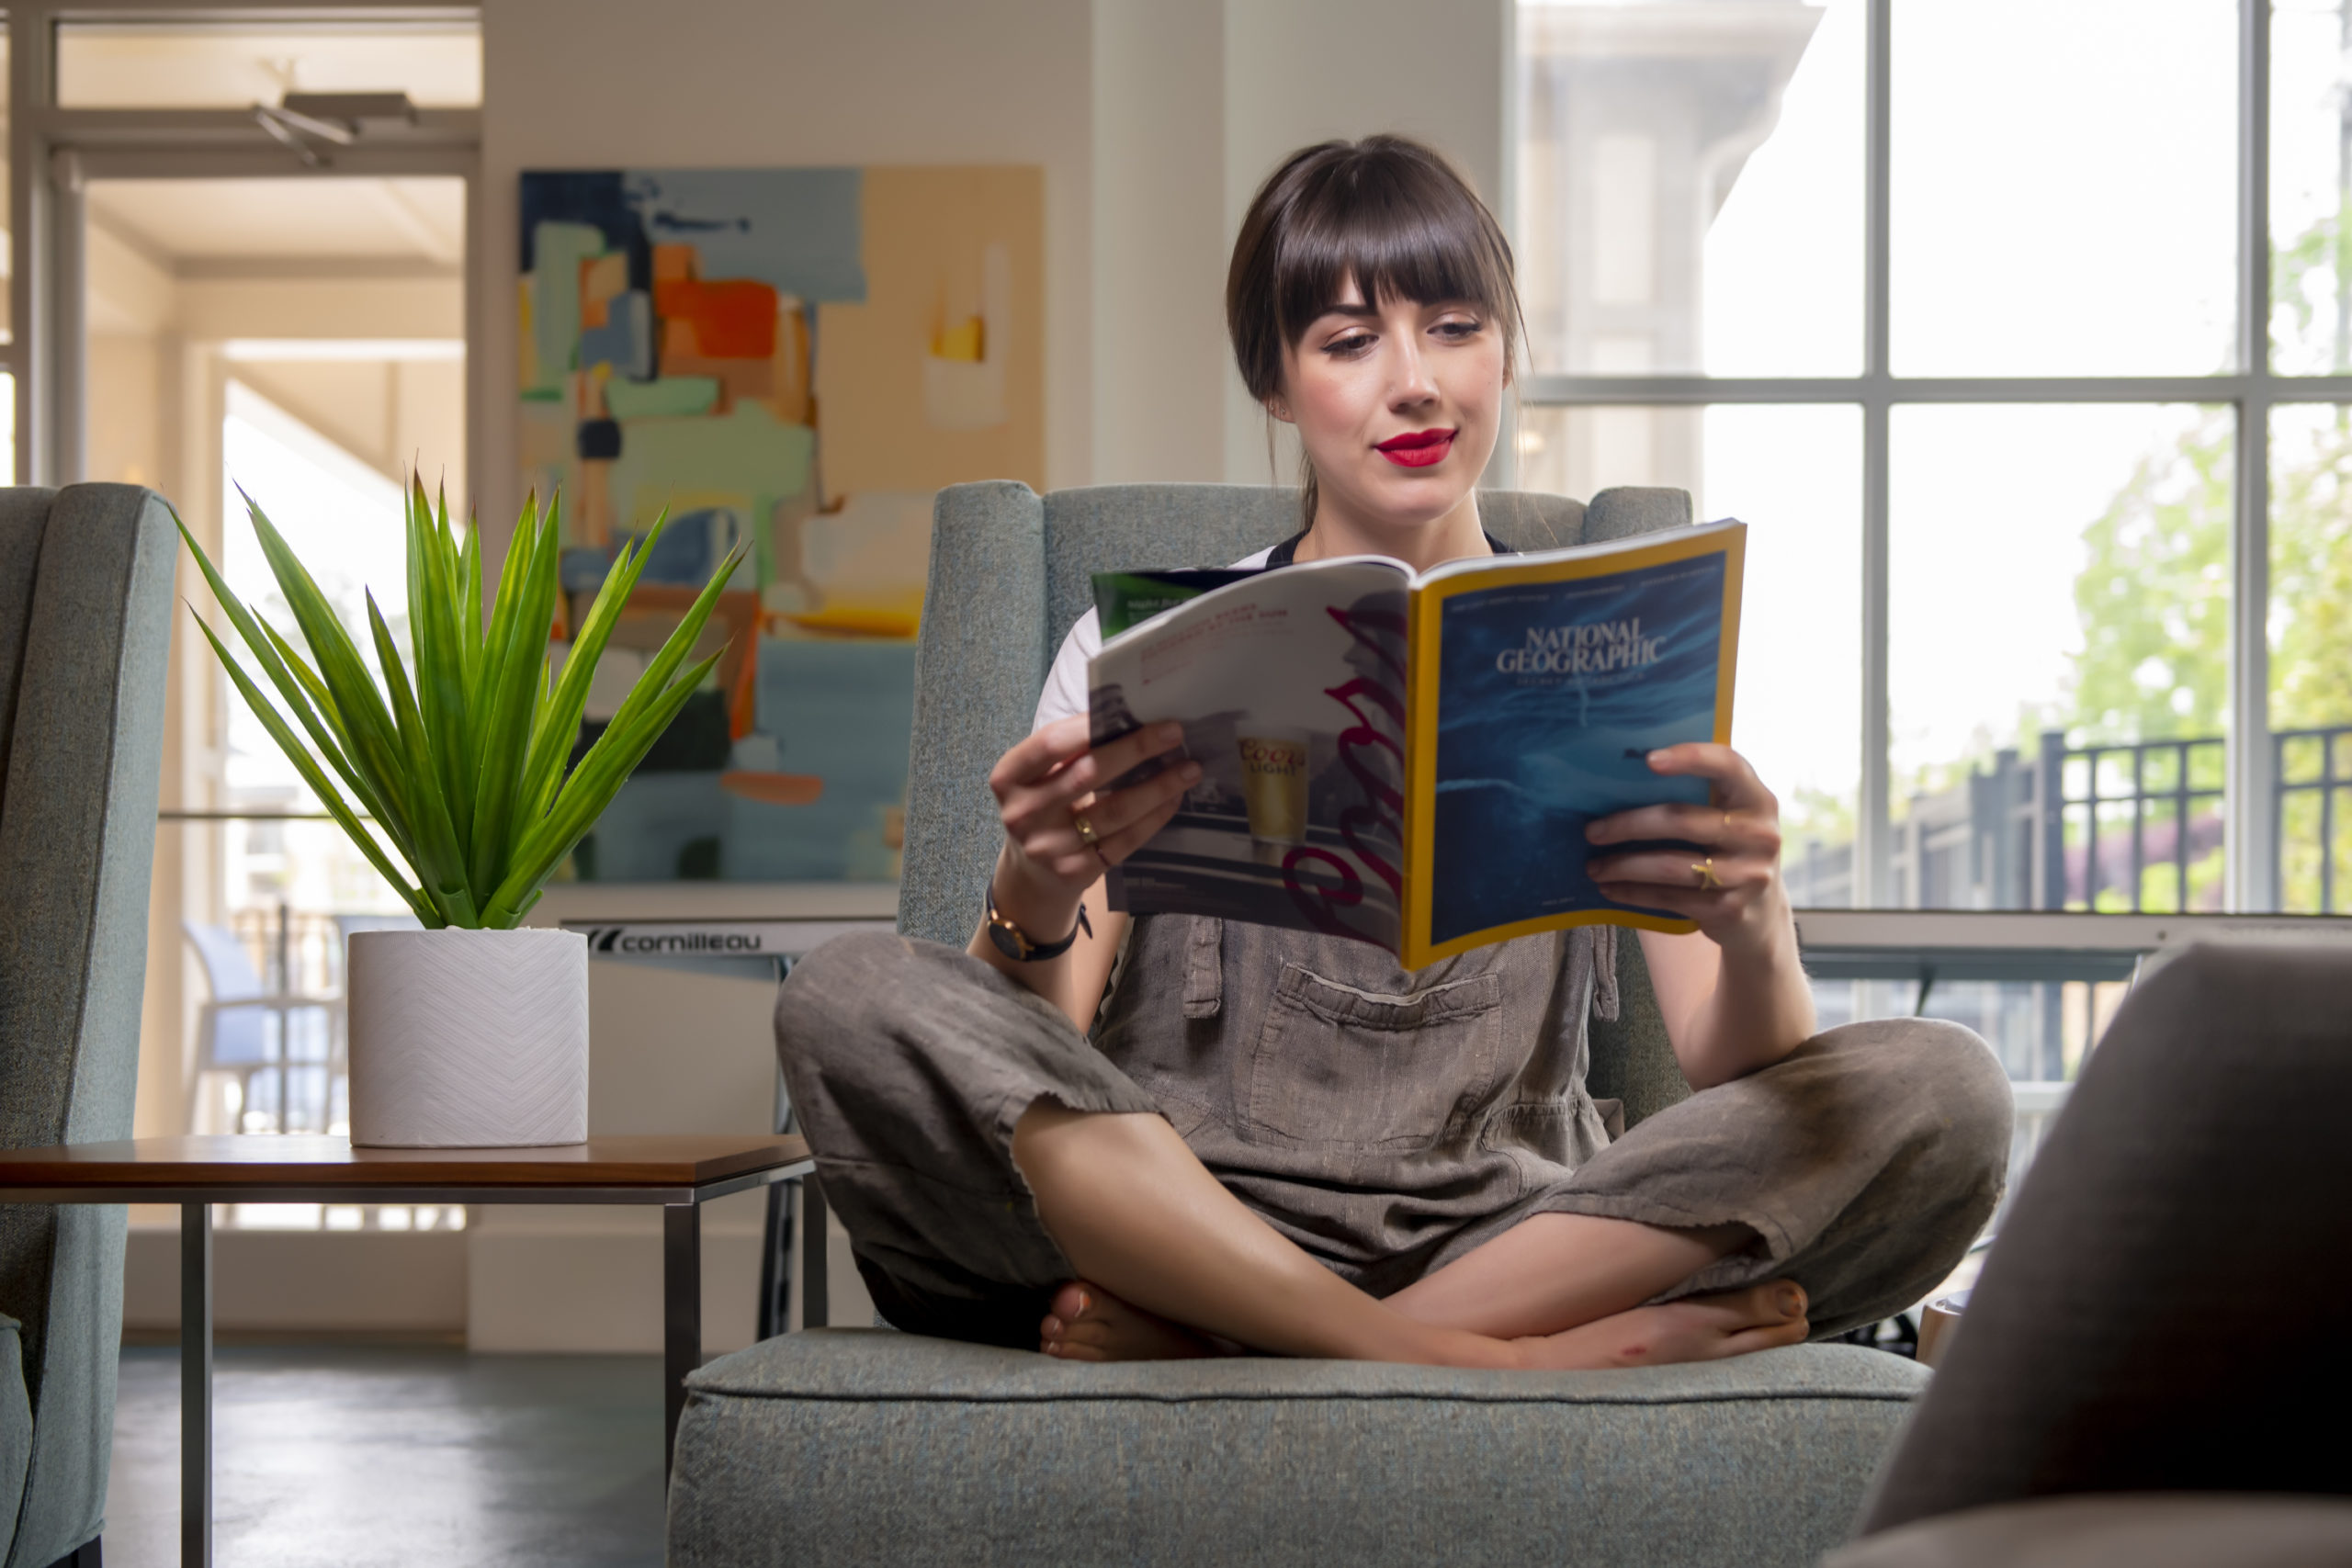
left=0, top=485, right=175, bottom=1568
left=667, top=482, right=1936, bottom=1568
left=181, top=921, right=339, bottom=1135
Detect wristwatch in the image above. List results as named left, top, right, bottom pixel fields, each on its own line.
left=985, top=884, right=1091, bottom=962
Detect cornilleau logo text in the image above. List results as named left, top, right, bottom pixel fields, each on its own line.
left=588, top=929, right=767, bottom=954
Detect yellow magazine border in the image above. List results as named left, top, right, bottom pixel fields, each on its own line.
left=1399, top=525, right=1747, bottom=969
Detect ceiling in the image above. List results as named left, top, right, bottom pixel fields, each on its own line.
left=52, top=21, right=480, bottom=110
left=86, top=176, right=465, bottom=271
left=24, top=21, right=477, bottom=276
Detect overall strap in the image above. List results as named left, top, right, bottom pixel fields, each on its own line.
left=1263, top=529, right=1518, bottom=568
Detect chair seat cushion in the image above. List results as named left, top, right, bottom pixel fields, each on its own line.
left=669, top=1328, right=1928, bottom=1568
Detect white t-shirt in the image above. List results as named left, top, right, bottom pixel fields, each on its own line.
left=1030, top=544, right=1280, bottom=731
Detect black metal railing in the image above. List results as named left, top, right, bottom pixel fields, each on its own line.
left=2275, top=725, right=2352, bottom=916
left=2040, top=732, right=2227, bottom=913
left=1784, top=721, right=2352, bottom=915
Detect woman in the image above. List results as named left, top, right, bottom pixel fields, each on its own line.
left=777, top=136, right=2010, bottom=1369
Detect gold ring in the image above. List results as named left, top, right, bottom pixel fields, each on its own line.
left=1071, top=811, right=1100, bottom=849
left=1692, top=857, right=1723, bottom=890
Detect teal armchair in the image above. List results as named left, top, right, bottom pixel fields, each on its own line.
left=0, top=485, right=176, bottom=1568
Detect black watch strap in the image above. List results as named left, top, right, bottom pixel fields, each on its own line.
left=985, top=884, right=1092, bottom=962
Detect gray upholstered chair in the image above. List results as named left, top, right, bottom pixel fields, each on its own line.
left=0, top=485, right=176, bottom=1568
left=1827, top=942, right=2352, bottom=1567
left=669, top=483, right=1929, bottom=1568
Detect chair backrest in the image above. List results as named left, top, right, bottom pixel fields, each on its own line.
left=0, top=483, right=176, bottom=1565
left=1856, top=943, right=2352, bottom=1534
left=183, top=921, right=265, bottom=1002
left=181, top=921, right=286, bottom=1070
left=900, top=482, right=1696, bottom=1128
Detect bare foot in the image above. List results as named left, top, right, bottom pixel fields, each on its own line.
left=1038, top=1280, right=1221, bottom=1362
left=1513, top=1280, right=1810, bottom=1370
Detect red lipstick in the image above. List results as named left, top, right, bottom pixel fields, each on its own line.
left=1375, top=427, right=1457, bottom=468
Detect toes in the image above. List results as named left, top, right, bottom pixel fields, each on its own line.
left=1720, top=1316, right=1810, bottom=1357
left=1060, top=1315, right=1117, bottom=1349
left=1049, top=1280, right=1091, bottom=1322
left=1770, top=1281, right=1807, bottom=1321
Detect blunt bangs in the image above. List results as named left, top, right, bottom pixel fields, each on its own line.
left=1272, top=158, right=1514, bottom=359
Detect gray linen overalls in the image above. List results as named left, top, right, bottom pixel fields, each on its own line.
left=775, top=911, right=2013, bottom=1350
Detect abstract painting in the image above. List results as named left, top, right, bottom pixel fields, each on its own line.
left=518, top=166, right=1044, bottom=882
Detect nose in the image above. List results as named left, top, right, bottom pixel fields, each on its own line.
left=1388, top=336, right=1439, bottom=411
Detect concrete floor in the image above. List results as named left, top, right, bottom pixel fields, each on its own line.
left=105, top=1345, right=667, bottom=1568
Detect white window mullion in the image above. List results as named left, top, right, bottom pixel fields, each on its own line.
left=1856, top=0, right=1894, bottom=908
left=2225, top=0, right=2274, bottom=913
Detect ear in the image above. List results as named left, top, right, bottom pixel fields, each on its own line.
left=1266, top=397, right=1295, bottom=425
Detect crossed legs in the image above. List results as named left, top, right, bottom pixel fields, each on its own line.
left=1013, top=1101, right=1810, bottom=1369
left=777, top=933, right=2008, bottom=1371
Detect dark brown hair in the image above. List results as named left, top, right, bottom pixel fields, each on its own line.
left=1226, top=135, right=1522, bottom=528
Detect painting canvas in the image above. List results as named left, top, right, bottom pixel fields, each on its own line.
left=518, top=166, right=1044, bottom=882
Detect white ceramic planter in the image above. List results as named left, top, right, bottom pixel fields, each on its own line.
left=345, top=928, right=589, bottom=1148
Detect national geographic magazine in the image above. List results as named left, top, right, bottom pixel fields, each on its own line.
left=1087, top=521, right=1746, bottom=967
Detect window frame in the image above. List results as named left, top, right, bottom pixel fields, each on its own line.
left=1510, top=0, right=2352, bottom=915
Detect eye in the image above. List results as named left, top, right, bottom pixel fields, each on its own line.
left=1322, top=332, right=1376, bottom=357
left=1435, top=316, right=1485, bottom=341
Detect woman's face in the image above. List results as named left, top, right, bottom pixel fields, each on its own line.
left=1275, top=275, right=1506, bottom=533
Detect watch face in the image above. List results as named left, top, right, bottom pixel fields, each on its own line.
left=986, top=918, right=1031, bottom=962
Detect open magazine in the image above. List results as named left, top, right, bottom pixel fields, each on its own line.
left=1088, top=521, right=1746, bottom=967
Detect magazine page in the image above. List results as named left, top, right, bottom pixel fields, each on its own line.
left=1090, top=558, right=1413, bottom=948
left=1400, top=522, right=1747, bottom=966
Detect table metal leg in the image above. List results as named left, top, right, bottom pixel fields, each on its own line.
left=662, top=1203, right=700, bottom=1481
left=181, top=1201, right=211, bottom=1568
left=800, top=1176, right=829, bottom=1329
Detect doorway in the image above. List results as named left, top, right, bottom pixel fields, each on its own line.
left=80, top=167, right=470, bottom=1153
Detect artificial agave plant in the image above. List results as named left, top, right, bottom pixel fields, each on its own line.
left=178, top=481, right=741, bottom=929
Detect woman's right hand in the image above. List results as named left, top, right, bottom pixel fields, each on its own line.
left=989, top=716, right=1202, bottom=916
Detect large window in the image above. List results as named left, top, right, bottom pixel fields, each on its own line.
left=1515, top=0, right=2352, bottom=918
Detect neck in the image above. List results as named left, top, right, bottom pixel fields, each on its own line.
left=1294, top=488, right=1489, bottom=572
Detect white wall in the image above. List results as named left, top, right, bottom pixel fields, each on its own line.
left=1090, top=0, right=1228, bottom=483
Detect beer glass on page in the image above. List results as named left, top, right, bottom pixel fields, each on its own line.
left=1237, top=725, right=1310, bottom=863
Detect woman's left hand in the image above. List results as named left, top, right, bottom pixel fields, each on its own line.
left=1585, top=743, right=1789, bottom=957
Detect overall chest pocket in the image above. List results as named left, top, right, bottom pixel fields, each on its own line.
left=1242, top=964, right=1508, bottom=1149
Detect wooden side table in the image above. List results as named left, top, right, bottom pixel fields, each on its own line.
left=0, top=1133, right=812, bottom=1568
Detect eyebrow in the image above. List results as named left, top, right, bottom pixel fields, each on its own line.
left=1314, top=302, right=1382, bottom=321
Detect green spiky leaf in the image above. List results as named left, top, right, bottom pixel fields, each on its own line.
left=178, top=479, right=744, bottom=930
